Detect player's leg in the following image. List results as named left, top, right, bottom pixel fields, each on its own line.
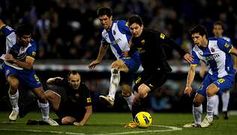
left=100, top=60, right=128, bottom=106
left=45, top=90, right=61, bottom=111
left=7, top=75, right=20, bottom=121
left=183, top=93, right=204, bottom=128
left=21, top=70, right=58, bottom=126
left=33, top=87, right=58, bottom=126
left=222, top=90, right=230, bottom=119
left=121, top=84, right=134, bottom=110
left=213, top=94, right=219, bottom=119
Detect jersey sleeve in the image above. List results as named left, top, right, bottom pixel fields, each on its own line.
left=191, top=50, right=200, bottom=65
left=217, top=38, right=233, bottom=53
left=117, top=20, right=131, bottom=36
left=81, top=84, right=92, bottom=106
left=1, top=25, right=16, bottom=45
left=158, top=32, right=187, bottom=57
left=26, top=41, right=37, bottom=58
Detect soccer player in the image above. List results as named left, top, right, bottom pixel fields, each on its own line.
left=125, top=15, right=193, bottom=128
left=199, top=21, right=232, bottom=119
left=88, top=7, right=141, bottom=110
left=183, top=25, right=237, bottom=128
left=45, top=71, right=93, bottom=126
left=0, top=19, right=58, bottom=126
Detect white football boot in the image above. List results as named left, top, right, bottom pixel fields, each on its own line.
left=200, top=115, right=213, bottom=128
left=43, top=118, right=59, bottom=126
left=99, top=95, right=114, bottom=107
left=9, top=110, right=19, bottom=121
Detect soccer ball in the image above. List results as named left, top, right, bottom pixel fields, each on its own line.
left=134, top=111, right=152, bottom=128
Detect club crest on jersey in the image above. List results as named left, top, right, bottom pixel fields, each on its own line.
left=141, top=40, right=145, bottom=45
left=224, top=43, right=230, bottom=48
left=210, top=47, right=215, bottom=52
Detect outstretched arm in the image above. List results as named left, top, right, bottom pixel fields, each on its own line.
left=184, top=64, right=197, bottom=96
left=88, top=43, right=109, bottom=69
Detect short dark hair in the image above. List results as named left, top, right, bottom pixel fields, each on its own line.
left=68, top=71, right=80, bottom=77
left=213, top=21, right=224, bottom=30
left=127, top=15, right=143, bottom=27
left=189, top=24, right=208, bottom=37
left=97, top=7, right=112, bottom=17
left=15, top=23, right=32, bottom=37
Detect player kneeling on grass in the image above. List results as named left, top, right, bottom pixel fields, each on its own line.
left=45, top=71, right=93, bottom=126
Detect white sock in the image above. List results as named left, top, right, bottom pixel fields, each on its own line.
left=213, top=95, right=219, bottom=115
left=37, top=100, right=49, bottom=121
left=108, top=68, right=120, bottom=100
left=193, top=104, right=202, bottom=125
left=207, top=96, right=215, bottom=117
left=222, top=91, right=230, bottom=112
left=123, top=93, right=135, bottom=111
left=8, top=89, right=19, bottom=112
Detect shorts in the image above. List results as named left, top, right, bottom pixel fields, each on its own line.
left=197, top=73, right=235, bottom=96
left=2, top=63, right=42, bottom=89
left=133, top=70, right=168, bottom=92
left=56, top=100, right=86, bottom=122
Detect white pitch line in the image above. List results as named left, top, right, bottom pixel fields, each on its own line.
left=0, top=124, right=182, bottom=135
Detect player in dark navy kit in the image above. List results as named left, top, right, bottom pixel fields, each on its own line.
left=45, top=71, right=93, bottom=126
left=0, top=19, right=58, bottom=126
left=125, top=15, right=193, bottom=128
left=88, top=7, right=141, bottom=110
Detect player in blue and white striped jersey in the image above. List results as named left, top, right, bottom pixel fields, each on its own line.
left=183, top=25, right=237, bottom=128
left=88, top=7, right=141, bottom=109
left=199, top=21, right=232, bottom=120
left=0, top=19, right=58, bottom=126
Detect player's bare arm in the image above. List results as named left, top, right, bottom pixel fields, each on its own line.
left=88, top=43, right=109, bottom=69
left=229, top=46, right=237, bottom=56
left=184, top=64, right=197, bottom=96
left=46, top=77, right=63, bottom=84
left=4, top=54, right=34, bottom=69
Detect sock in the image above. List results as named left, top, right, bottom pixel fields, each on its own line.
left=207, top=96, right=215, bottom=117
left=222, top=91, right=230, bottom=112
left=123, top=93, right=135, bottom=111
left=8, top=89, right=19, bottom=112
left=193, top=104, right=202, bottom=124
left=37, top=100, right=49, bottom=121
left=213, top=95, right=219, bottom=115
left=108, top=68, right=120, bottom=100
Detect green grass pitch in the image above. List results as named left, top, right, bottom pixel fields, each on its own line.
left=0, top=112, right=236, bottom=135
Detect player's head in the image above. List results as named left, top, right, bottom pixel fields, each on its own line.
left=15, top=23, right=32, bottom=46
left=189, top=24, right=208, bottom=47
left=212, top=21, right=224, bottom=38
left=127, top=15, right=144, bottom=38
left=97, top=7, right=113, bottom=30
left=68, top=71, right=81, bottom=90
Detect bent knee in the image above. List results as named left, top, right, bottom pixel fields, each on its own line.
left=121, top=85, right=132, bottom=97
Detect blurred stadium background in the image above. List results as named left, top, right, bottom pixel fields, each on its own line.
left=1, top=0, right=237, bottom=113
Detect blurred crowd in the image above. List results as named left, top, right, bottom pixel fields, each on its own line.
left=0, top=0, right=236, bottom=60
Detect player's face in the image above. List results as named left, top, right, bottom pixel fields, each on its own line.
left=99, top=15, right=112, bottom=30
left=129, top=23, right=143, bottom=37
left=213, top=24, right=223, bottom=38
left=191, top=33, right=207, bottom=47
left=18, top=34, right=31, bottom=47
left=68, top=74, right=81, bottom=90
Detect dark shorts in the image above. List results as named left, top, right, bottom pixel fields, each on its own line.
left=56, top=100, right=86, bottom=122
left=133, top=70, right=167, bottom=92
left=46, top=85, right=86, bottom=121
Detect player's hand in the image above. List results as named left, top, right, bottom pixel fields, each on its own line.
left=183, top=53, right=193, bottom=64
left=184, top=86, right=193, bottom=97
left=4, top=53, right=15, bottom=62
left=88, top=59, right=101, bottom=69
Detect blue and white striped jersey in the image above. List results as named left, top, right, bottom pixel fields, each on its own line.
left=191, top=37, right=235, bottom=78
left=0, top=25, right=37, bottom=70
left=101, top=20, right=132, bottom=59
